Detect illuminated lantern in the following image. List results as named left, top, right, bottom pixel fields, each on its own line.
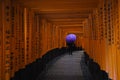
left=66, top=34, right=76, bottom=43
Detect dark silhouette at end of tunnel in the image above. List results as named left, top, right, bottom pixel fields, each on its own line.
left=66, top=33, right=79, bottom=55
left=66, top=42, right=74, bottom=55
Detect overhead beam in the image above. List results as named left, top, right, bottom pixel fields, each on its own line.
left=49, top=18, right=84, bottom=22
left=15, top=0, right=99, bottom=9
left=35, top=10, right=92, bottom=14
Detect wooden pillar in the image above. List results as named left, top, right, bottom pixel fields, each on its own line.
left=0, top=1, right=3, bottom=80
left=116, top=0, right=120, bottom=79
left=1, top=0, right=11, bottom=80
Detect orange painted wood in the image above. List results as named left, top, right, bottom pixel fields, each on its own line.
left=2, top=0, right=11, bottom=80
left=0, top=1, right=3, bottom=80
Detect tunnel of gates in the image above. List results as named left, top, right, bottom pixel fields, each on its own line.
left=0, top=0, right=120, bottom=80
